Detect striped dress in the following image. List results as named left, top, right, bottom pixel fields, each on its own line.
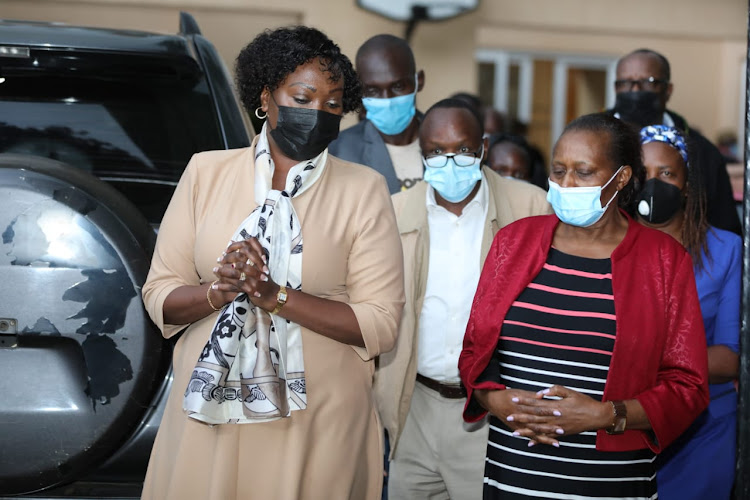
left=483, top=248, right=657, bottom=499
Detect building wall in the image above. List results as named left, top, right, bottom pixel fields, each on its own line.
left=476, top=21, right=745, bottom=144
left=2, top=0, right=746, bottom=142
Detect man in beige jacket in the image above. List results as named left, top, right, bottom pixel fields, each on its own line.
left=376, top=98, right=550, bottom=499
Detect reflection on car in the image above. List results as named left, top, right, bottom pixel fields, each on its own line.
left=0, top=12, right=252, bottom=499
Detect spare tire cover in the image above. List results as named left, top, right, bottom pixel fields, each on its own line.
left=0, top=154, right=166, bottom=495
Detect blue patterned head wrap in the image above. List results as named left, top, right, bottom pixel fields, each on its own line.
left=639, top=124, right=689, bottom=169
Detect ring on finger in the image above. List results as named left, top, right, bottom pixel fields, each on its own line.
left=246, top=258, right=254, bottom=268
left=239, top=271, right=246, bottom=281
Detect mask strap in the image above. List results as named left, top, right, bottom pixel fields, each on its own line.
left=601, top=165, right=625, bottom=208
left=602, top=165, right=625, bottom=189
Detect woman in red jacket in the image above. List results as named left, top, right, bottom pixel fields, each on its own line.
left=458, top=112, right=709, bottom=499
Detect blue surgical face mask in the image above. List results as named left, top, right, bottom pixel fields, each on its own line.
left=361, top=73, right=418, bottom=136
left=423, top=150, right=483, bottom=203
left=546, top=166, right=624, bottom=227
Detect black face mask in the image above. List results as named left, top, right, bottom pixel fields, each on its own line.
left=269, top=104, right=342, bottom=161
left=614, top=91, right=664, bottom=128
left=636, top=178, right=684, bottom=224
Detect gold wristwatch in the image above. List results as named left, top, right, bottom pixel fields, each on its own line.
left=606, top=400, right=627, bottom=435
left=271, top=285, right=288, bottom=315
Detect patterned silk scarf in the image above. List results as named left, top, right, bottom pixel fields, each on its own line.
left=184, top=123, right=325, bottom=424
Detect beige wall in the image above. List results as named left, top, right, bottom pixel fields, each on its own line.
left=476, top=25, right=743, bottom=142
left=476, top=0, right=745, bottom=39
left=468, top=0, right=747, bottom=142
left=2, top=0, right=747, bottom=142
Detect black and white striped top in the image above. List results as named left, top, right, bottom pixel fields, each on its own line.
left=483, top=248, right=657, bottom=500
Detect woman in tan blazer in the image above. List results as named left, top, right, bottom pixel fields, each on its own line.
left=140, top=26, right=404, bottom=500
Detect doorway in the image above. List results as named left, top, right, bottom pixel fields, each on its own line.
left=477, top=50, right=617, bottom=167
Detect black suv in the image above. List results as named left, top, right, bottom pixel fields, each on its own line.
left=0, top=13, right=252, bottom=498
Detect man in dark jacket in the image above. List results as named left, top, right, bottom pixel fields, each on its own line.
left=329, top=34, right=424, bottom=194
left=610, top=48, right=741, bottom=235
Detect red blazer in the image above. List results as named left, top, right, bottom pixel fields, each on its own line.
left=459, top=213, right=709, bottom=453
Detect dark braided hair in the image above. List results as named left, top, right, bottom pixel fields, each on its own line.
left=235, top=26, right=362, bottom=114
left=658, top=136, right=710, bottom=270
left=557, top=112, right=645, bottom=212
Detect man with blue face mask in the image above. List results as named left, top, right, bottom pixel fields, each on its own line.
left=374, top=98, right=550, bottom=499
left=329, top=34, right=424, bottom=193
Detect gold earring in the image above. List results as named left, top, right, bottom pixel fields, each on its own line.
left=255, top=107, right=267, bottom=120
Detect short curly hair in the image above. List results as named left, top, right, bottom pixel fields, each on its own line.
left=235, top=26, right=362, bottom=114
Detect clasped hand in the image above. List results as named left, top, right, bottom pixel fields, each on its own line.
left=212, top=237, right=280, bottom=312
left=480, top=385, right=608, bottom=447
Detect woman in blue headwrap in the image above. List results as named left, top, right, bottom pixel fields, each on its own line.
left=637, top=124, right=740, bottom=500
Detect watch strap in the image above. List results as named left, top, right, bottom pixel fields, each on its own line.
left=606, top=400, right=627, bottom=435
left=271, top=286, right=288, bottom=315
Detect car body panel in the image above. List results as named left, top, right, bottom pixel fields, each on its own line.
left=0, top=13, right=251, bottom=497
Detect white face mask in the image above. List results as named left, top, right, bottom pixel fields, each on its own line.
left=546, top=166, right=624, bottom=227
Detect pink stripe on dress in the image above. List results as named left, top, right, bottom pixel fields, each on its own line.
left=527, top=282, right=614, bottom=301
left=504, top=319, right=617, bottom=340
left=543, top=263, right=612, bottom=280
left=500, top=336, right=614, bottom=356
left=511, top=301, right=617, bottom=321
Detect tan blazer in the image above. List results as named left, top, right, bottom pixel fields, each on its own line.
left=374, top=169, right=551, bottom=457
left=141, top=140, right=404, bottom=500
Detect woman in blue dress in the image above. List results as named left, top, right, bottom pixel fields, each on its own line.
left=636, top=124, right=740, bottom=499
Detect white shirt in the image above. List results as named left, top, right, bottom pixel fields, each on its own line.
left=385, top=139, right=423, bottom=191
left=417, top=171, right=489, bottom=383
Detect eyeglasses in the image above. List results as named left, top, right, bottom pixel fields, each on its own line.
left=614, top=76, right=669, bottom=92
left=423, top=147, right=483, bottom=168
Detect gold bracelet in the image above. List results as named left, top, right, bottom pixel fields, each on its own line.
left=270, top=285, right=288, bottom=315
left=207, top=280, right=221, bottom=311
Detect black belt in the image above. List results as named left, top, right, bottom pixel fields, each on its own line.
left=416, top=373, right=467, bottom=399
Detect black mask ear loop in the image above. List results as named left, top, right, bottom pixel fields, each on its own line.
left=266, top=91, right=280, bottom=125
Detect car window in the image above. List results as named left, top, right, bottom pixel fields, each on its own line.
left=0, top=74, right=225, bottom=223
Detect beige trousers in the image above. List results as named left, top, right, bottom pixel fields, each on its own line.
left=388, top=381, right=489, bottom=500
